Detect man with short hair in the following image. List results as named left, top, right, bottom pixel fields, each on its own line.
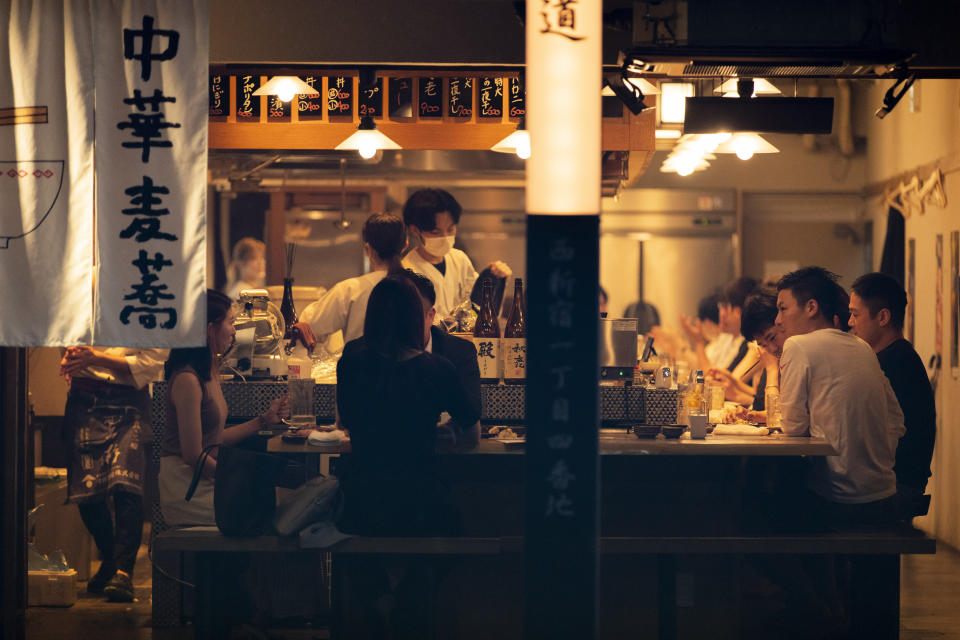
left=397, top=269, right=481, bottom=447
left=776, top=267, right=905, bottom=524
left=401, top=188, right=511, bottom=319
left=849, top=272, right=935, bottom=514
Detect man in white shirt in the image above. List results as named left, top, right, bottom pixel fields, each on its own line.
left=401, top=188, right=511, bottom=320
left=776, top=266, right=904, bottom=525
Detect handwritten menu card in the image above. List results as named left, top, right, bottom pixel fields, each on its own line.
left=479, top=77, right=503, bottom=118
left=388, top=77, right=413, bottom=118
left=509, top=77, right=525, bottom=118
left=419, top=77, right=442, bottom=118
left=209, top=75, right=226, bottom=118
left=267, top=94, right=290, bottom=122
left=236, top=75, right=260, bottom=121
left=358, top=77, right=383, bottom=118
left=298, top=76, right=323, bottom=121
left=327, top=76, right=353, bottom=118
left=448, top=77, right=473, bottom=117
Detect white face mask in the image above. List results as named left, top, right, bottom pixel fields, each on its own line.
left=422, top=234, right=455, bottom=257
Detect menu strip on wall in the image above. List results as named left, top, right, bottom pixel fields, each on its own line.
left=209, top=75, right=226, bottom=118
left=419, top=77, right=442, bottom=118
left=236, top=75, right=260, bottom=121
left=327, top=76, right=353, bottom=118
left=479, top=77, right=504, bottom=118
left=448, top=77, right=473, bottom=117
left=907, top=238, right=915, bottom=343
left=388, top=77, right=413, bottom=118
left=298, top=76, right=323, bottom=121
left=358, top=77, right=383, bottom=118
left=267, top=95, right=290, bottom=122
left=509, top=77, right=526, bottom=118
left=951, top=231, right=959, bottom=373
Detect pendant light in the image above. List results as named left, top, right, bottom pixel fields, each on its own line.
left=335, top=116, right=401, bottom=159
left=253, top=76, right=319, bottom=103
left=491, top=118, right=530, bottom=159
left=715, top=132, right=779, bottom=160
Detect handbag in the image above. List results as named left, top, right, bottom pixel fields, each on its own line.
left=273, top=474, right=342, bottom=536
left=185, top=443, right=289, bottom=537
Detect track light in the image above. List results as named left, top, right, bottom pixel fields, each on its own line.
left=875, top=75, right=916, bottom=119
left=604, top=74, right=654, bottom=115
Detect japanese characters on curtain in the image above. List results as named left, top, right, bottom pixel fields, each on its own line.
left=1, top=0, right=96, bottom=346
left=94, top=1, right=207, bottom=347
left=0, top=0, right=206, bottom=347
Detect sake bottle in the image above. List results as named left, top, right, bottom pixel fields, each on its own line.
left=502, top=278, right=526, bottom=384
left=473, top=278, right=501, bottom=384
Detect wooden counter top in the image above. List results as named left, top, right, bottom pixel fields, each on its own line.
left=267, top=431, right=836, bottom=457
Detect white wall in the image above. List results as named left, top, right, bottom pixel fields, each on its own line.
left=862, top=79, right=960, bottom=549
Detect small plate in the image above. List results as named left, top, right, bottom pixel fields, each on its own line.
left=496, top=437, right=526, bottom=445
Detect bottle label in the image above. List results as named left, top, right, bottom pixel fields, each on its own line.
left=502, top=337, right=526, bottom=380
left=473, top=337, right=501, bottom=380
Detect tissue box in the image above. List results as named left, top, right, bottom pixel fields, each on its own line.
left=28, top=569, right=77, bottom=607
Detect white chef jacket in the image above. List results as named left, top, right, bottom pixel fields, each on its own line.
left=403, top=247, right=478, bottom=320
left=72, top=347, right=168, bottom=390
left=779, top=328, right=905, bottom=504
left=299, top=270, right=387, bottom=344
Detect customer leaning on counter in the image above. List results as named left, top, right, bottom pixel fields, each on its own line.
left=158, top=290, right=287, bottom=526
left=60, top=344, right=167, bottom=602
left=849, top=272, right=936, bottom=517
left=776, top=267, right=904, bottom=526
left=295, top=213, right=407, bottom=351
left=401, top=188, right=511, bottom=320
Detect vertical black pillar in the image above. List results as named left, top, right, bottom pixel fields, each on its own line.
left=525, top=214, right=600, bottom=639
left=1, top=347, right=28, bottom=640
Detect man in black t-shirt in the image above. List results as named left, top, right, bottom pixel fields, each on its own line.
left=849, top=272, right=936, bottom=516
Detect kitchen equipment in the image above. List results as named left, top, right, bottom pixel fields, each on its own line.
left=227, top=289, right=288, bottom=378
left=600, top=317, right=640, bottom=381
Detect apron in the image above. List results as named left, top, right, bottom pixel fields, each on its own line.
left=63, top=383, right=149, bottom=503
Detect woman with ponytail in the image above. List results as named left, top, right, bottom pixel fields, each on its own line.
left=295, top=213, right=407, bottom=350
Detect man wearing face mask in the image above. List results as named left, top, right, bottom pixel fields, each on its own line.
left=401, top=188, right=512, bottom=320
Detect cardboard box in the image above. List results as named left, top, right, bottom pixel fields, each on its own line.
left=28, top=570, right=77, bottom=607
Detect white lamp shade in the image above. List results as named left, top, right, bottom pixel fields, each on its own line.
left=715, top=77, right=781, bottom=96
left=253, top=76, right=320, bottom=102
left=715, top=132, right=779, bottom=159
left=659, top=82, right=695, bottom=124
left=491, top=129, right=531, bottom=159
left=335, top=127, right=402, bottom=158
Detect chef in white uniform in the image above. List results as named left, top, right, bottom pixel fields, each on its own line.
left=296, top=213, right=407, bottom=350
left=401, top=188, right=511, bottom=320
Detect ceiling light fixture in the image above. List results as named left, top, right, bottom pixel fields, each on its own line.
left=716, top=77, right=781, bottom=98
left=335, top=116, right=401, bottom=159
left=253, top=76, right=319, bottom=103
left=715, top=132, right=779, bottom=160
left=604, top=74, right=654, bottom=115
left=658, top=82, right=695, bottom=125
left=491, top=117, right=530, bottom=159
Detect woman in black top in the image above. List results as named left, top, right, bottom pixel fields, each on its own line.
left=336, top=276, right=480, bottom=536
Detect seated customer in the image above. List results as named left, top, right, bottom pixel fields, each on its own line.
left=849, top=272, right=935, bottom=514
left=158, top=289, right=287, bottom=526
left=398, top=269, right=482, bottom=447
left=776, top=267, right=905, bottom=525
left=716, top=286, right=782, bottom=412
left=335, top=276, right=480, bottom=536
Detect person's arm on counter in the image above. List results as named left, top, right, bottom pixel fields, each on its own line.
left=679, top=313, right=712, bottom=373
left=778, top=339, right=810, bottom=437
left=222, top=395, right=288, bottom=447
left=437, top=357, right=482, bottom=448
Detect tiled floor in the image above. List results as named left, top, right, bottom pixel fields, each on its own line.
left=24, top=541, right=960, bottom=639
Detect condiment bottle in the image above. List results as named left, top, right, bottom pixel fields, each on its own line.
left=473, top=278, right=501, bottom=384
left=502, top=278, right=526, bottom=384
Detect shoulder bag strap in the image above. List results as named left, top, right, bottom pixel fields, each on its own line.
left=185, top=443, right=220, bottom=501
